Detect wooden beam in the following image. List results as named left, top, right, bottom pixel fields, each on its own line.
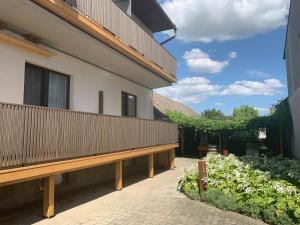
left=115, top=160, right=122, bottom=191
left=31, top=0, right=176, bottom=83
left=169, top=149, right=176, bottom=170
left=0, top=21, right=6, bottom=30
left=279, top=128, right=284, bottom=155
left=0, top=143, right=178, bottom=187
left=0, top=31, right=55, bottom=57
left=43, top=175, right=55, bottom=218
left=148, top=153, right=154, bottom=178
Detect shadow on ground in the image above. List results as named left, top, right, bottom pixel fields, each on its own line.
left=0, top=167, right=168, bottom=225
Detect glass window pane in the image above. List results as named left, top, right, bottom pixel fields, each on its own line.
left=127, top=95, right=136, bottom=117
left=122, top=92, right=127, bottom=116
left=122, top=92, right=136, bottom=117
left=24, top=66, right=43, bottom=106
left=48, top=72, right=68, bottom=109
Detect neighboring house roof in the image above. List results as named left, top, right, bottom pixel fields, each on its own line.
left=153, top=93, right=199, bottom=119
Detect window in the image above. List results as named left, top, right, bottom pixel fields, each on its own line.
left=24, top=63, right=70, bottom=109
left=122, top=92, right=137, bottom=117
left=99, top=91, right=103, bottom=114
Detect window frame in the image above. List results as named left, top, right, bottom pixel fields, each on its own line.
left=98, top=91, right=104, bottom=114
left=121, top=91, right=137, bottom=117
left=24, top=63, right=70, bottom=109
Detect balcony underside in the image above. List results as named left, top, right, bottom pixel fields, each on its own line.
left=0, top=0, right=175, bottom=88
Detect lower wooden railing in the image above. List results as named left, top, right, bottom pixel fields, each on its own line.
left=0, top=103, right=178, bottom=169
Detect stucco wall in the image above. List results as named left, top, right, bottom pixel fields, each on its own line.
left=0, top=41, right=153, bottom=119
left=0, top=33, right=157, bottom=211
left=289, top=88, right=300, bottom=159
left=285, top=0, right=300, bottom=159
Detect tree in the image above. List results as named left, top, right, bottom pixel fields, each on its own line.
left=232, top=105, right=259, bottom=119
left=202, top=109, right=225, bottom=120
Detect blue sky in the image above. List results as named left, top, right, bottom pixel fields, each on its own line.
left=155, top=0, right=290, bottom=115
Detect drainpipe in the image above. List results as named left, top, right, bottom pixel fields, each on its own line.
left=160, top=28, right=177, bottom=45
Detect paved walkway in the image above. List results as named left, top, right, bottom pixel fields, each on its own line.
left=0, top=158, right=266, bottom=225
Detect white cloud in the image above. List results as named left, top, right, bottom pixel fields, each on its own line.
left=246, top=70, right=272, bottom=78
left=214, top=102, right=225, bottom=106
left=220, top=79, right=284, bottom=96
left=162, top=0, right=289, bottom=43
left=156, top=77, right=220, bottom=103
left=228, top=51, right=237, bottom=59
left=254, top=107, right=270, bottom=114
left=155, top=77, right=284, bottom=104
left=183, top=48, right=236, bottom=74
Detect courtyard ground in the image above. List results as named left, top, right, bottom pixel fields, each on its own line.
left=0, top=158, right=266, bottom=225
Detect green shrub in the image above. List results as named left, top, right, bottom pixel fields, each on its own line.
left=200, top=188, right=239, bottom=211
left=178, top=154, right=300, bottom=225
left=262, top=207, right=297, bottom=225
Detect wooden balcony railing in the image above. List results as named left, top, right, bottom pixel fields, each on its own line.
left=64, top=0, right=176, bottom=77
left=0, top=103, right=178, bottom=169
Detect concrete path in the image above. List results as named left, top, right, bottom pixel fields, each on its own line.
left=0, top=158, right=266, bottom=225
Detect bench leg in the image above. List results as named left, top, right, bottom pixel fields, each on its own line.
left=148, top=153, right=154, bottom=178
left=169, top=149, right=176, bottom=170
left=43, top=175, right=55, bottom=218
left=115, top=160, right=122, bottom=191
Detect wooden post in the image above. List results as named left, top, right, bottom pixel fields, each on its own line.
left=0, top=22, right=5, bottom=30
left=218, top=134, right=222, bottom=153
left=148, top=153, right=154, bottom=178
left=279, top=128, right=284, bottom=155
left=198, top=160, right=206, bottom=193
left=43, top=175, right=55, bottom=218
left=115, top=160, right=122, bottom=191
left=169, top=149, right=175, bottom=170
left=180, top=128, right=184, bottom=156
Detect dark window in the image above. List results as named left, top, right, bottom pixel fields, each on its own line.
left=24, top=63, right=70, bottom=109
left=99, top=91, right=103, bottom=114
left=122, top=92, right=137, bottom=117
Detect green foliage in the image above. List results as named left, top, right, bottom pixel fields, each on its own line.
left=270, top=98, right=293, bottom=129
left=233, top=105, right=259, bottom=119
left=166, top=110, right=251, bottom=134
left=202, top=109, right=226, bottom=120
left=177, top=154, right=300, bottom=225
left=200, top=188, right=239, bottom=211
left=166, top=99, right=293, bottom=138
left=262, top=207, right=297, bottom=225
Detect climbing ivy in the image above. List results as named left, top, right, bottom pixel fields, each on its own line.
left=166, top=98, right=293, bottom=134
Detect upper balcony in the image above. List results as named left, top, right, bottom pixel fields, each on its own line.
left=63, top=0, right=177, bottom=80
left=0, top=0, right=176, bottom=88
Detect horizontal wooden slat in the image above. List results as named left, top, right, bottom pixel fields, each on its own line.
left=0, top=103, right=178, bottom=169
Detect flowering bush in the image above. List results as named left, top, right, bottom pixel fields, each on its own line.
left=178, top=154, right=300, bottom=225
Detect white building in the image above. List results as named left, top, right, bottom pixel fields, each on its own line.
left=284, top=0, right=300, bottom=159
left=0, top=0, right=178, bottom=217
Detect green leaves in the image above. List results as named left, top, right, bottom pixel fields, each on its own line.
left=178, top=154, right=300, bottom=225
left=294, top=208, right=300, bottom=219
left=166, top=98, right=293, bottom=134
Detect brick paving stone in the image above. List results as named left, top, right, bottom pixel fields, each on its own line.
left=0, top=158, right=267, bottom=225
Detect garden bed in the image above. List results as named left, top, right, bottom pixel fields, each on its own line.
left=178, top=154, right=300, bottom=225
